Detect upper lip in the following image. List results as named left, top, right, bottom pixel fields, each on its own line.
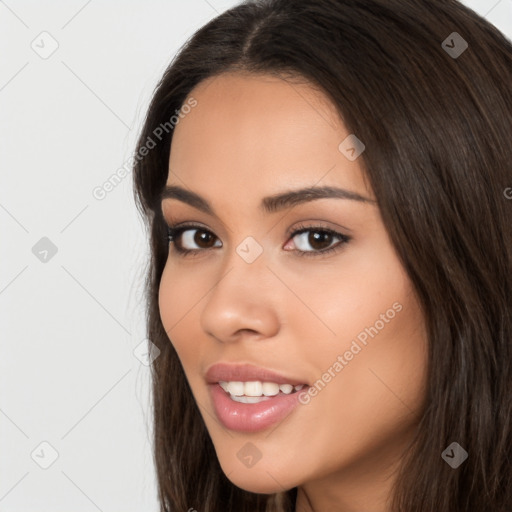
left=205, top=362, right=308, bottom=386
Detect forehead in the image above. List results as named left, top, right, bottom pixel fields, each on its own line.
left=167, top=72, right=372, bottom=207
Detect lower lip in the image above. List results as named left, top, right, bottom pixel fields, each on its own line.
left=209, top=383, right=308, bottom=432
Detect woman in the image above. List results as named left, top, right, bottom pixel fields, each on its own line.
left=132, top=0, right=512, bottom=510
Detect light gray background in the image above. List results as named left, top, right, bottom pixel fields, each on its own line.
left=1, top=1, right=511, bottom=510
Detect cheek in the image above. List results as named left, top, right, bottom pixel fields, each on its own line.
left=158, top=267, right=176, bottom=337
left=158, top=260, right=205, bottom=334
left=302, top=300, right=427, bottom=472
left=157, top=269, right=203, bottom=396
left=282, top=246, right=417, bottom=366
left=157, top=265, right=196, bottom=356
left=157, top=262, right=219, bottom=387
left=309, top=287, right=425, bottom=451
left=283, top=248, right=428, bottom=442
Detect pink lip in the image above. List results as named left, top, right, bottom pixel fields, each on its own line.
left=208, top=383, right=308, bottom=432
left=205, top=362, right=309, bottom=432
left=205, top=362, right=308, bottom=387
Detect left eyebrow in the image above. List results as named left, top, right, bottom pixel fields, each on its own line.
left=160, top=184, right=376, bottom=216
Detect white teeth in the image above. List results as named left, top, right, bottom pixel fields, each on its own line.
left=279, top=384, right=293, bottom=394
left=230, top=395, right=271, bottom=404
left=226, top=381, right=244, bottom=396
left=219, top=380, right=304, bottom=398
left=244, top=381, right=263, bottom=396
left=262, top=382, right=280, bottom=396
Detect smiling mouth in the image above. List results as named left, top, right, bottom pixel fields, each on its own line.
left=218, top=380, right=306, bottom=403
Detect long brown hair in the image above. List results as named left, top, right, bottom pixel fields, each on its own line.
left=132, top=1, right=512, bottom=510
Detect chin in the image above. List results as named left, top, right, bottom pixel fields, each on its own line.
left=227, top=473, right=289, bottom=494
left=219, top=460, right=297, bottom=494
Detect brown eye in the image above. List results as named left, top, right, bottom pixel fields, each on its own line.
left=188, top=229, right=216, bottom=249
left=290, top=227, right=350, bottom=256
left=169, top=226, right=221, bottom=252
left=296, top=231, right=335, bottom=251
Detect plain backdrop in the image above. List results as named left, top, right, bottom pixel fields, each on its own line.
left=1, top=1, right=511, bottom=510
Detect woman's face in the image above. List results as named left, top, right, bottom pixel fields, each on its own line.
left=159, top=72, right=428, bottom=505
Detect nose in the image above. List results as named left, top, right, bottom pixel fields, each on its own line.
left=199, top=250, right=281, bottom=344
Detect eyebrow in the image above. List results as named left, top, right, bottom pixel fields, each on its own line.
left=160, top=184, right=376, bottom=215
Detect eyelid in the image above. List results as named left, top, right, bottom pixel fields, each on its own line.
left=165, top=218, right=349, bottom=236
left=284, top=220, right=351, bottom=237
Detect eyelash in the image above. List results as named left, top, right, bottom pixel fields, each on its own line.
left=165, top=222, right=351, bottom=259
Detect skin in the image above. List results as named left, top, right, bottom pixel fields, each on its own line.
left=158, top=72, right=429, bottom=512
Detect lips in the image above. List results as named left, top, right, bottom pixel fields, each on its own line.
left=205, top=362, right=308, bottom=387
left=205, top=362, right=309, bottom=432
